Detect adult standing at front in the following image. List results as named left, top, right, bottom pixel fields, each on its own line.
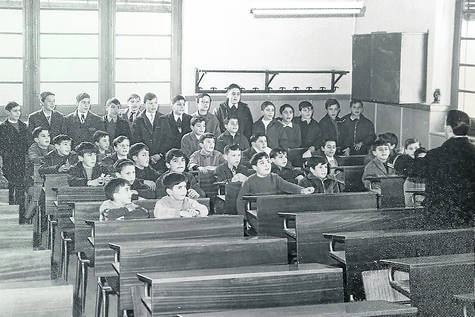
left=63, top=92, right=103, bottom=146
left=28, top=91, right=65, bottom=139
left=214, top=83, right=253, bottom=140
left=409, top=110, right=475, bottom=229
left=0, top=102, right=32, bottom=223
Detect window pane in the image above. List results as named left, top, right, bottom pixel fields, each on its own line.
left=0, top=84, right=22, bottom=105
left=40, top=10, right=98, bottom=34
left=460, top=39, right=475, bottom=64
left=458, top=92, right=475, bottom=117
left=116, top=12, right=171, bottom=34
left=461, top=19, right=475, bottom=37
left=115, top=83, right=170, bottom=105
left=40, top=83, right=98, bottom=105
left=41, top=59, right=98, bottom=81
left=0, top=59, right=22, bottom=82
left=0, top=35, right=22, bottom=57
left=459, top=66, right=475, bottom=91
left=40, top=34, right=98, bottom=58
left=116, top=59, right=170, bottom=82
left=0, top=9, right=23, bottom=33
left=116, top=36, right=170, bottom=58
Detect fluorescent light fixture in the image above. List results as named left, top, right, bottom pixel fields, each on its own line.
left=250, top=1, right=365, bottom=17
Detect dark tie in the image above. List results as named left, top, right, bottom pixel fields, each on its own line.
left=176, top=117, right=182, bottom=132
left=129, top=113, right=134, bottom=122
left=80, top=114, right=85, bottom=124
left=45, top=115, right=51, bottom=125
left=231, top=166, right=237, bottom=175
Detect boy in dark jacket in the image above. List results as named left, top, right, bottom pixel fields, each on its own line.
left=39, top=134, right=78, bottom=176
left=68, top=142, right=111, bottom=187
left=340, top=100, right=376, bottom=155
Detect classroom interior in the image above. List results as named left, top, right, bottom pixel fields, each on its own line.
left=0, top=0, right=474, bottom=317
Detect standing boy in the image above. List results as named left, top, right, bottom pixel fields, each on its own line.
left=293, top=101, right=322, bottom=157
left=28, top=91, right=65, bottom=139
left=102, top=97, right=131, bottom=141
left=319, top=99, right=343, bottom=152
left=158, top=94, right=192, bottom=155
left=193, top=93, right=220, bottom=135
left=340, top=100, right=376, bottom=155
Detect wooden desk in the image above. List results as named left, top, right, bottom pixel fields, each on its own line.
left=454, top=293, right=475, bottom=317
left=364, top=175, right=406, bottom=208
left=381, top=253, right=474, bottom=317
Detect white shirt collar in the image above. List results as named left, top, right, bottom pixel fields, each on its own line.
left=281, top=121, right=293, bottom=128
left=174, top=113, right=183, bottom=122
left=146, top=111, right=155, bottom=123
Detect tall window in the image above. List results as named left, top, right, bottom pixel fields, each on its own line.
left=0, top=6, right=23, bottom=106
left=39, top=1, right=99, bottom=106
left=115, top=6, right=172, bottom=104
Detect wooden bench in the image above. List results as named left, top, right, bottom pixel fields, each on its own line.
left=337, top=165, right=365, bottom=192
left=323, top=227, right=474, bottom=300
left=110, top=236, right=287, bottom=312
left=244, top=192, right=377, bottom=237
left=136, top=263, right=343, bottom=316
left=279, top=206, right=425, bottom=264
left=364, top=175, right=406, bottom=208
left=177, top=300, right=418, bottom=316
left=338, top=155, right=367, bottom=166
left=381, top=253, right=474, bottom=317
left=42, top=174, right=69, bottom=250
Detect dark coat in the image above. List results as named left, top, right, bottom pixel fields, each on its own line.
left=38, top=150, right=78, bottom=176
left=215, top=130, right=250, bottom=153
left=409, top=137, right=475, bottom=228
left=339, top=114, right=376, bottom=155
left=0, top=119, right=31, bottom=184
left=318, top=114, right=343, bottom=147
left=252, top=118, right=287, bottom=149
left=63, top=110, right=103, bottom=147
left=28, top=109, right=65, bottom=139
left=67, top=161, right=110, bottom=187
left=214, top=101, right=253, bottom=140
left=101, top=116, right=131, bottom=141
left=294, top=116, right=323, bottom=149
left=120, top=109, right=140, bottom=130
left=157, top=112, right=192, bottom=155
left=131, top=111, right=163, bottom=155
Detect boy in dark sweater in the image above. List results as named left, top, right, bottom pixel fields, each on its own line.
left=278, top=104, right=301, bottom=149
left=215, top=144, right=252, bottom=183
left=114, top=159, right=155, bottom=199
left=270, top=148, right=304, bottom=184
left=129, top=142, right=160, bottom=189
left=68, top=142, right=111, bottom=187
left=340, top=99, right=376, bottom=155
left=216, top=116, right=250, bottom=153
left=101, top=135, right=130, bottom=172
left=294, top=101, right=323, bottom=157
left=299, top=156, right=341, bottom=193
left=39, top=134, right=78, bottom=176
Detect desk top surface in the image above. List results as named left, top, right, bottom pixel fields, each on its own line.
left=323, top=227, right=474, bottom=240
left=380, top=253, right=475, bottom=270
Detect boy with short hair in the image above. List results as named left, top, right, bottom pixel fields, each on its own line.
left=28, top=91, right=65, bottom=139
left=319, top=99, right=343, bottom=150
left=154, top=173, right=208, bottom=219
left=102, top=97, right=131, bottom=141
left=39, top=134, right=78, bottom=175
left=181, top=116, right=206, bottom=157
left=129, top=143, right=160, bottom=188
left=93, top=130, right=112, bottom=163
left=270, top=148, right=304, bottom=184
left=99, top=178, right=150, bottom=221
left=26, top=127, right=55, bottom=183
left=215, top=144, right=252, bottom=183
left=193, top=93, right=221, bottom=135
left=113, top=158, right=155, bottom=199
left=122, top=93, right=142, bottom=128
left=101, top=135, right=130, bottom=171
left=68, top=142, right=111, bottom=187
left=158, top=94, right=192, bottom=155
left=241, top=134, right=271, bottom=168
left=299, top=156, right=341, bottom=193
left=216, top=116, right=250, bottom=153
left=362, top=139, right=395, bottom=194
left=237, top=152, right=314, bottom=215
left=294, top=101, right=323, bottom=157
left=340, top=99, right=376, bottom=155
left=278, top=104, right=301, bottom=149
left=155, top=149, right=205, bottom=198
left=188, top=133, right=226, bottom=172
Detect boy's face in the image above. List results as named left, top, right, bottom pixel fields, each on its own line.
left=310, top=163, right=328, bottom=179
left=96, top=136, right=110, bottom=151
left=252, top=156, right=272, bottom=177
left=55, top=140, right=71, bottom=156
left=42, top=95, right=56, bottom=112
left=114, top=139, right=130, bottom=157
left=200, top=138, right=215, bottom=153
left=133, top=148, right=149, bottom=168
left=300, top=106, right=313, bottom=120
left=227, top=88, right=241, bottom=105
left=321, top=141, right=337, bottom=157
left=35, top=130, right=51, bottom=148
left=372, top=145, right=390, bottom=162
left=107, top=102, right=120, bottom=118
left=405, top=142, right=420, bottom=158
left=8, top=105, right=21, bottom=121
left=113, top=184, right=132, bottom=205
left=197, top=96, right=211, bottom=113
left=225, top=150, right=241, bottom=167
left=262, top=105, right=275, bottom=121
left=80, top=152, right=97, bottom=168
left=117, top=165, right=136, bottom=184
left=225, top=118, right=239, bottom=134
left=167, top=181, right=187, bottom=201
left=350, top=102, right=363, bottom=117
left=326, top=104, right=340, bottom=120
left=252, top=136, right=267, bottom=152
left=166, top=156, right=186, bottom=173
left=191, top=121, right=206, bottom=136
left=77, top=98, right=91, bottom=114
left=172, top=99, right=186, bottom=116
left=271, top=153, right=287, bottom=168
left=281, top=107, right=294, bottom=123
left=128, top=97, right=141, bottom=113
left=144, top=98, right=158, bottom=114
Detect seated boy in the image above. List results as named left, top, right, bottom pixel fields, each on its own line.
left=101, top=135, right=130, bottom=172
left=192, top=93, right=221, bottom=135
left=278, top=104, right=301, bottom=149
left=270, top=148, right=304, bottom=184
left=114, top=159, right=155, bottom=199
left=237, top=152, right=314, bottom=215
left=27, top=127, right=55, bottom=183
left=68, top=142, right=111, bottom=187
left=241, top=134, right=271, bottom=168
left=93, top=130, right=112, bottom=163
left=181, top=116, right=206, bottom=157
left=39, top=134, right=78, bottom=176
left=215, top=144, right=252, bottom=183
left=155, top=149, right=205, bottom=198
left=189, top=133, right=226, bottom=172
left=99, top=178, right=150, bottom=221
left=154, top=173, right=208, bottom=219
left=299, top=156, right=341, bottom=193
left=216, top=116, right=250, bottom=153
left=362, top=139, right=395, bottom=194
left=129, top=142, right=159, bottom=189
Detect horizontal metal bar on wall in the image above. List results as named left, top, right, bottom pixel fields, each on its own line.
left=115, top=81, right=171, bottom=84
left=115, top=57, right=171, bottom=61
left=459, top=89, right=475, bottom=94
left=461, top=37, right=475, bottom=40
left=0, top=56, right=22, bottom=59
left=0, top=31, right=22, bottom=35
left=0, top=81, right=22, bottom=84
left=40, top=81, right=98, bottom=84
left=460, top=63, right=475, bottom=67
left=198, top=69, right=349, bottom=74
left=40, top=57, right=99, bottom=60
left=115, top=33, right=171, bottom=37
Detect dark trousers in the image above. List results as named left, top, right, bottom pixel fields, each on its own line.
left=8, top=182, right=26, bottom=224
